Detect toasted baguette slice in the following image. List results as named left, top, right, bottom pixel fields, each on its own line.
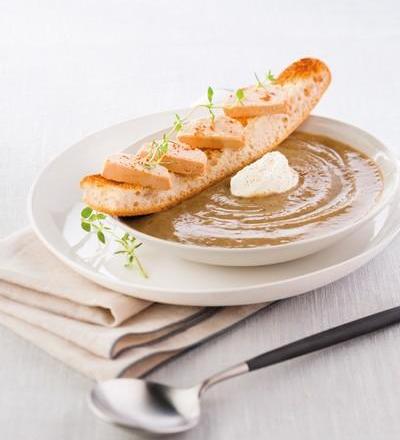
left=81, top=58, right=331, bottom=216
left=177, top=116, right=245, bottom=149
left=138, top=141, right=207, bottom=176
left=223, top=85, right=288, bottom=118
left=102, top=153, right=172, bottom=190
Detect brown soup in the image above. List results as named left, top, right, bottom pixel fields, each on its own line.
left=124, top=133, right=383, bottom=248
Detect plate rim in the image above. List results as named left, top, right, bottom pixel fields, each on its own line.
left=28, top=112, right=400, bottom=303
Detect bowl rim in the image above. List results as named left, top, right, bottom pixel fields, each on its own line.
left=117, top=115, right=400, bottom=255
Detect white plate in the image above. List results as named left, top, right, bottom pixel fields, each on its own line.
left=117, top=116, right=400, bottom=266
left=29, top=111, right=400, bottom=306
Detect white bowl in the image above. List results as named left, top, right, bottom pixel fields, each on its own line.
left=118, top=116, right=400, bottom=267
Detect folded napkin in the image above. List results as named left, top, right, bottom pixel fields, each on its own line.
left=0, top=229, right=267, bottom=380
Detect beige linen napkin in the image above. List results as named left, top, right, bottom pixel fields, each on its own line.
left=0, top=229, right=267, bottom=380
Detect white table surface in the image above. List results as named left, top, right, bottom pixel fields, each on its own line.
left=1, top=1, right=400, bottom=438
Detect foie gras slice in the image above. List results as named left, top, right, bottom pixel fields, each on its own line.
left=177, top=116, right=245, bottom=150
left=102, top=153, right=172, bottom=190
left=138, top=141, right=207, bottom=176
left=223, top=85, right=289, bottom=118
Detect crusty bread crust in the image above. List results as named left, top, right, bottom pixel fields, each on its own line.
left=80, top=58, right=331, bottom=216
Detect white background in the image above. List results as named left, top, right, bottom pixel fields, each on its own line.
left=1, top=1, right=400, bottom=439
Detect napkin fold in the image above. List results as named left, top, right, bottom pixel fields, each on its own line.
left=0, top=229, right=267, bottom=380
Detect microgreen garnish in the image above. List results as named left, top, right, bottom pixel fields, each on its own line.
left=200, top=86, right=216, bottom=122
left=266, top=69, right=276, bottom=82
left=254, top=72, right=265, bottom=89
left=173, top=113, right=184, bottom=133
left=143, top=112, right=185, bottom=169
left=235, top=88, right=245, bottom=104
left=144, top=134, right=170, bottom=169
left=80, top=206, right=147, bottom=277
left=115, top=233, right=148, bottom=277
left=254, top=70, right=277, bottom=89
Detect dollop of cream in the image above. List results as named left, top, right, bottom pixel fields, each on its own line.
left=230, top=151, right=299, bottom=198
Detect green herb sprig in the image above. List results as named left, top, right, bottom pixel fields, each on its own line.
left=254, top=70, right=277, bottom=89
left=144, top=135, right=169, bottom=169
left=143, top=113, right=185, bottom=169
left=235, top=88, right=245, bottom=104
left=254, top=72, right=265, bottom=89
left=173, top=113, right=184, bottom=132
left=199, top=86, right=216, bottom=122
left=80, top=207, right=109, bottom=243
left=80, top=206, right=148, bottom=278
left=115, top=233, right=147, bottom=276
left=266, top=69, right=276, bottom=82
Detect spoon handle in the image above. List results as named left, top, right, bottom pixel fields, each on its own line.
left=247, top=306, right=400, bottom=371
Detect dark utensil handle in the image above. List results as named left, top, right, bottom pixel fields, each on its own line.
left=247, top=306, right=400, bottom=371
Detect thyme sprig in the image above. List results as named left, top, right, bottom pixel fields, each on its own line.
left=254, top=72, right=265, bottom=89
left=115, top=233, right=148, bottom=277
left=235, top=88, right=245, bottom=104
left=80, top=207, right=109, bottom=243
left=266, top=69, right=277, bottom=82
left=254, top=70, right=277, bottom=89
left=173, top=113, right=184, bottom=132
left=80, top=206, right=147, bottom=278
left=199, top=86, right=216, bottom=122
left=143, top=113, right=185, bottom=169
left=144, top=135, right=170, bottom=169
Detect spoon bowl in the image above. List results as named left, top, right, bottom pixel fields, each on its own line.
left=90, top=379, right=202, bottom=433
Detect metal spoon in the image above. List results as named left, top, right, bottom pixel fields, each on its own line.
left=89, top=306, right=400, bottom=434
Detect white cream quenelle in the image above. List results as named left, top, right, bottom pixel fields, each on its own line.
left=230, top=151, right=299, bottom=198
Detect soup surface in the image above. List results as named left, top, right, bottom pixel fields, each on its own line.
left=124, top=133, right=383, bottom=248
